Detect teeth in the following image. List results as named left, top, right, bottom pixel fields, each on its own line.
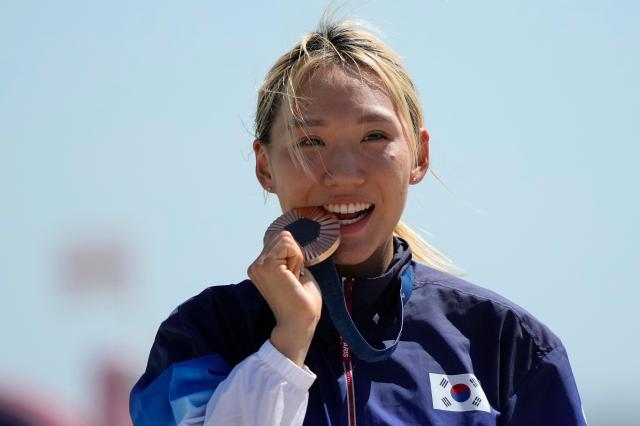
left=324, top=202, right=371, bottom=214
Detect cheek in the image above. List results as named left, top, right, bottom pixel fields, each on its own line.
left=272, top=151, right=301, bottom=183
left=271, top=157, right=317, bottom=209
left=272, top=146, right=324, bottom=180
left=376, top=145, right=413, bottom=181
left=375, top=147, right=412, bottom=210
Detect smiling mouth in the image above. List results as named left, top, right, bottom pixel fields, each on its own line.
left=323, top=202, right=374, bottom=225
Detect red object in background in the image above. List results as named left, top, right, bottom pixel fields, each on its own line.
left=0, top=387, right=88, bottom=426
left=0, top=357, right=136, bottom=426
left=96, top=358, right=136, bottom=426
left=58, top=234, right=135, bottom=295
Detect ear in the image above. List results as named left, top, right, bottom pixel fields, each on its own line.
left=253, top=139, right=274, bottom=191
left=410, top=128, right=430, bottom=185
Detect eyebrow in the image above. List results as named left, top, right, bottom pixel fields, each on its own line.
left=288, top=111, right=396, bottom=129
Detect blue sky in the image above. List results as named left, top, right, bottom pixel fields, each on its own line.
left=1, top=1, right=638, bottom=424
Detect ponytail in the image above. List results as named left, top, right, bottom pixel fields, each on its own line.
left=394, top=220, right=462, bottom=276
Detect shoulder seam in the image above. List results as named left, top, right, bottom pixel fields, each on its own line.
left=506, top=345, right=567, bottom=404
left=413, top=279, right=556, bottom=355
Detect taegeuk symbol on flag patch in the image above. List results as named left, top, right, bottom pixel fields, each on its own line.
left=428, top=372, right=491, bottom=413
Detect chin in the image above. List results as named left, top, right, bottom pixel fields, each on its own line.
left=332, top=246, right=380, bottom=274
left=332, top=242, right=373, bottom=264
left=331, top=236, right=394, bottom=276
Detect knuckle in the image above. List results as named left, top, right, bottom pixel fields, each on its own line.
left=280, top=231, right=295, bottom=243
left=248, top=258, right=265, bottom=276
left=247, top=266, right=259, bottom=282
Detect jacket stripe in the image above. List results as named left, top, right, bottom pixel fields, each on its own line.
left=342, top=278, right=357, bottom=426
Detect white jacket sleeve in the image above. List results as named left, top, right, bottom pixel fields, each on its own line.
left=201, top=340, right=316, bottom=426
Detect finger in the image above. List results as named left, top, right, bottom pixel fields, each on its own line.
left=269, top=233, right=304, bottom=273
left=263, top=229, right=294, bottom=252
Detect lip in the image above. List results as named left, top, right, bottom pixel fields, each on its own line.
left=337, top=206, right=373, bottom=235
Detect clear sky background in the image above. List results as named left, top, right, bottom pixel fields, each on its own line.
left=1, top=1, right=638, bottom=424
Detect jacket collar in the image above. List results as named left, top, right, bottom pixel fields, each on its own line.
left=349, top=237, right=412, bottom=322
left=314, top=237, right=413, bottom=346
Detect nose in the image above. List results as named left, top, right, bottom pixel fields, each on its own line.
left=321, top=146, right=365, bottom=188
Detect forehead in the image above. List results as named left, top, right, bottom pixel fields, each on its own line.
left=289, top=65, right=397, bottom=123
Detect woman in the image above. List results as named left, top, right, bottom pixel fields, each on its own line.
left=130, top=19, right=586, bottom=425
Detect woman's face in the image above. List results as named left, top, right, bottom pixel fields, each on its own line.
left=255, top=66, right=428, bottom=277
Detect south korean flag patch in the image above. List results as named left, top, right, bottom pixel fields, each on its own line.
left=429, top=373, right=491, bottom=413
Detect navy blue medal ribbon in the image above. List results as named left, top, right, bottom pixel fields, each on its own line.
left=307, top=260, right=413, bottom=362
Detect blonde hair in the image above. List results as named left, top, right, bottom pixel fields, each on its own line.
left=255, top=19, right=459, bottom=274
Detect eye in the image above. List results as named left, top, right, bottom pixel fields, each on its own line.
left=297, top=137, right=324, bottom=147
left=362, top=131, right=388, bottom=142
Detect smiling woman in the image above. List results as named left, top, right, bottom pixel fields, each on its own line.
left=129, top=18, right=587, bottom=426
left=254, top=65, right=425, bottom=276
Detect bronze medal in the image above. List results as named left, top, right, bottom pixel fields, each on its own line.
left=265, top=207, right=341, bottom=266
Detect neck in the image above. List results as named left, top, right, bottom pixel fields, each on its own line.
left=336, top=238, right=395, bottom=278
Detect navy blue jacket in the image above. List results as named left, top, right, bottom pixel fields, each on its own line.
left=131, top=239, right=586, bottom=425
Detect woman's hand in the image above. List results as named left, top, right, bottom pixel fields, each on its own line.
left=247, top=230, right=322, bottom=367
